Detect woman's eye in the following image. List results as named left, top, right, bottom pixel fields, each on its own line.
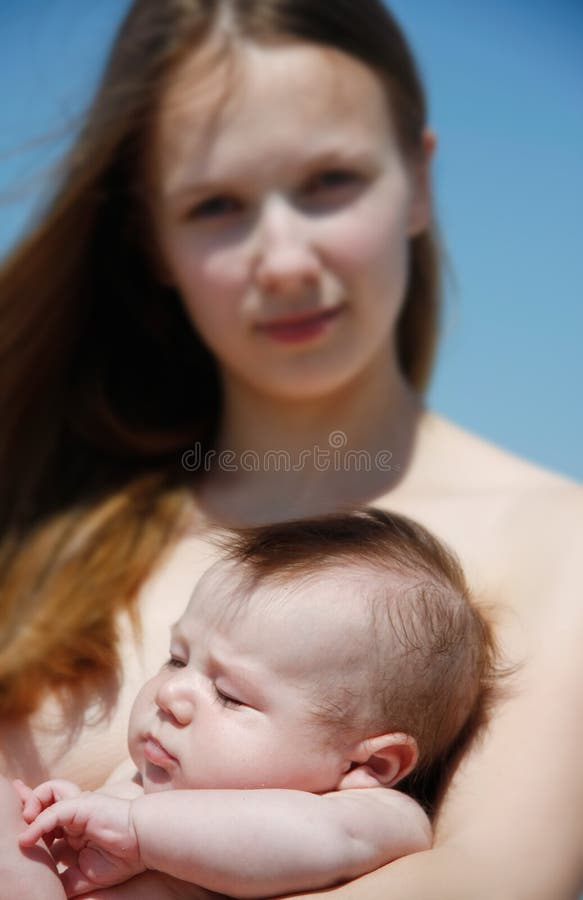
left=188, top=195, right=241, bottom=220
left=215, top=686, right=244, bottom=708
left=305, top=169, right=360, bottom=194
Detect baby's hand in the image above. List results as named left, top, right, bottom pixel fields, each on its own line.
left=14, top=777, right=82, bottom=826
left=18, top=792, right=145, bottom=898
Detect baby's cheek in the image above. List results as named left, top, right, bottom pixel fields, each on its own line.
left=126, top=718, right=141, bottom=768
left=127, top=683, right=153, bottom=753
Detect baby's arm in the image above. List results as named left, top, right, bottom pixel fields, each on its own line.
left=134, top=787, right=431, bottom=898
left=20, top=786, right=430, bottom=898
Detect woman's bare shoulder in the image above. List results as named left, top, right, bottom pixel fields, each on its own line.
left=393, top=413, right=582, bottom=622
left=417, top=413, right=576, bottom=496
left=430, top=415, right=582, bottom=535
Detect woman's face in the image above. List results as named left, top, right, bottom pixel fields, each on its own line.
left=148, top=39, right=432, bottom=401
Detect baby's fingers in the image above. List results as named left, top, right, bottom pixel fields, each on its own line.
left=14, top=778, right=81, bottom=824
left=34, top=779, right=82, bottom=806
left=13, top=778, right=42, bottom=822
left=18, top=802, right=82, bottom=848
left=19, top=818, right=56, bottom=848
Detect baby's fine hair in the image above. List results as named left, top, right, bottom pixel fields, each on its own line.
left=225, top=509, right=501, bottom=801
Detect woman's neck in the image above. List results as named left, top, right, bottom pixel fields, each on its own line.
left=197, top=353, right=424, bottom=525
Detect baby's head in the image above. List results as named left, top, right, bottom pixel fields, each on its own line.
left=129, top=509, right=497, bottom=803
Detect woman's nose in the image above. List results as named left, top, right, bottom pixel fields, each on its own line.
left=253, top=196, right=320, bottom=296
left=155, top=672, right=195, bottom=726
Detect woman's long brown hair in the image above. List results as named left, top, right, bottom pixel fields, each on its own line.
left=0, top=0, right=441, bottom=716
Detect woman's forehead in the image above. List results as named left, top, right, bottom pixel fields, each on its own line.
left=150, top=38, right=392, bottom=192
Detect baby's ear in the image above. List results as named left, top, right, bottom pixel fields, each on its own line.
left=336, top=733, right=418, bottom=791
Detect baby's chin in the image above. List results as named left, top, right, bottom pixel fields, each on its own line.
left=141, top=760, right=178, bottom=793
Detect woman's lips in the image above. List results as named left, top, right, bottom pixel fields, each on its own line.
left=255, top=306, right=345, bottom=344
left=144, top=735, right=177, bottom=768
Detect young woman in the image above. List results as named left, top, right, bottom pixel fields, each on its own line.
left=1, top=1, right=581, bottom=898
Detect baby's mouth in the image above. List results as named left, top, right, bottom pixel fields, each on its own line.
left=144, top=734, right=178, bottom=768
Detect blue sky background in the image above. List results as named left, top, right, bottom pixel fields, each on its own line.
left=1, top=1, right=581, bottom=480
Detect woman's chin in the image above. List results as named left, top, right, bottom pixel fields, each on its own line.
left=237, top=357, right=373, bottom=404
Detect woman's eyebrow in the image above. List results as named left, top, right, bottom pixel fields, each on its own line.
left=165, top=176, right=232, bottom=204
left=165, top=146, right=379, bottom=203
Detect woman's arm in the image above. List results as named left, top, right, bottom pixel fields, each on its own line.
left=282, top=658, right=583, bottom=899
left=279, top=498, right=583, bottom=900
left=76, top=872, right=221, bottom=900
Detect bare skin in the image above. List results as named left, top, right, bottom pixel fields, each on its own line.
left=2, top=37, right=582, bottom=900
left=0, top=776, right=67, bottom=900
left=4, top=415, right=582, bottom=899
left=3, top=410, right=580, bottom=783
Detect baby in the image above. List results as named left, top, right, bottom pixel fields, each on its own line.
left=17, top=509, right=498, bottom=898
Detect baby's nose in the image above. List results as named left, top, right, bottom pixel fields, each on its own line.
left=155, top=673, right=195, bottom=726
